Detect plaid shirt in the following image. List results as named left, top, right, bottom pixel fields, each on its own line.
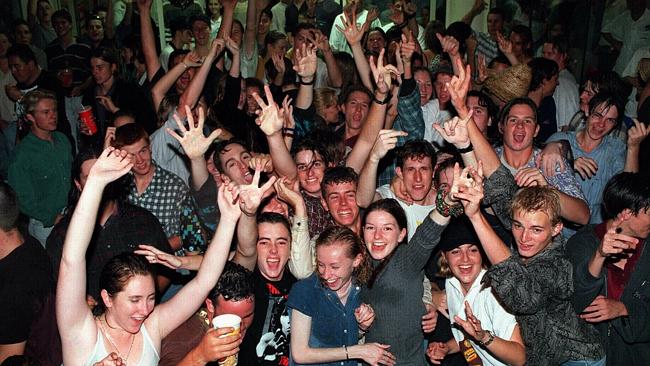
left=127, top=162, right=206, bottom=253
left=302, top=191, right=333, bottom=238
left=377, top=78, right=425, bottom=186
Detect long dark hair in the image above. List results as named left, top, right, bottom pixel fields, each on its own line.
left=94, top=253, right=154, bottom=316
left=362, top=199, right=408, bottom=288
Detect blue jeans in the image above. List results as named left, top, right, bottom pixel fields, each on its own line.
left=561, top=357, right=606, bottom=366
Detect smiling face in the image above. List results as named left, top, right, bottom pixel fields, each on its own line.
left=191, top=20, right=211, bottom=47
left=88, top=19, right=104, bottom=43
left=207, top=0, right=222, bottom=18
left=122, top=138, right=153, bottom=176
left=487, top=13, right=504, bottom=36
left=366, top=30, right=386, bottom=54
left=171, top=54, right=195, bottom=93
left=14, top=25, right=31, bottom=45
left=257, top=222, right=291, bottom=281
left=396, top=156, right=433, bottom=203
left=363, top=210, right=407, bottom=261
left=295, top=150, right=326, bottom=196
left=218, top=143, right=253, bottom=185
left=585, top=102, right=619, bottom=142
left=501, top=103, right=538, bottom=153
left=511, top=209, right=562, bottom=259
left=415, top=69, right=433, bottom=106
left=102, top=274, right=156, bottom=334
left=323, top=181, right=360, bottom=228
left=8, top=55, right=38, bottom=84
left=245, top=86, right=262, bottom=116
left=259, top=13, right=271, bottom=35
left=52, top=16, right=72, bottom=38
left=443, top=244, right=483, bottom=293
left=317, top=243, right=361, bottom=292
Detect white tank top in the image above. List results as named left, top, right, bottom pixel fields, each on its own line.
left=84, top=324, right=160, bottom=366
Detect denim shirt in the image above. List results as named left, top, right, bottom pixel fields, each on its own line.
left=286, top=273, right=361, bottom=366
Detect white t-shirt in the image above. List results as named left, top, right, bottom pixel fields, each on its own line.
left=621, top=47, right=650, bottom=118
left=381, top=22, right=426, bottom=51
left=151, top=108, right=190, bottom=184
left=271, top=2, right=288, bottom=34
left=0, top=71, right=16, bottom=123
left=446, top=270, right=518, bottom=366
left=553, top=69, right=580, bottom=130
left=602, top=8, right=650, bottom=74
left=422, top=99, right=451, bottom=149
left=376, top=184, right=435, bottom=241
left=329, top=9, right=382, bottom=55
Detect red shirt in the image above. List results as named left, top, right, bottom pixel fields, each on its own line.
left=595, top=223, right=645, bottom=300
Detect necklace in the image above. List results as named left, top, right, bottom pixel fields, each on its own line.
left=99, top=316, right=136, bottom=364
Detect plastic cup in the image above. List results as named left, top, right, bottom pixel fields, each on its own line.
left=79, top=106, right=97, bottom=135
left=212, top=314, right=241, bottom=366
left=58, top=68, right=74, bottom=88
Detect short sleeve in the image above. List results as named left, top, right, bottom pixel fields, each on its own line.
left=286, top=275, right=317, bottom=317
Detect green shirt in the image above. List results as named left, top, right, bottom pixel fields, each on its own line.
left=8, top=132, right=72, bottom=226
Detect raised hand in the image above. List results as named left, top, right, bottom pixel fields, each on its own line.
left=476, top=53, right=488, bottom=84
left=103, top=126, right=116, bottom=150
left=580, top=295, right=628, bottom=323
left=336, top=10, right=368, bottom=46
left=627, top=118, right=650, bottom=147
left=308, top=29, right=331, bottom=53
left=88, top=147, right=134, bottom=186
left=136, top=0, right=153, bottom=12
left=426, top=342, right=449, bottom=365
left=248, top=153, right=274, bottom=173
left=219, top=0, right=238, bottom=9
left=237, top=164, right=277, bottom=216
left=514, top=167, right=548, bottom=187
left=355, top=303, right=375, bottom=331
left=596, top=217, right=639, bottom=258
left=293, top=43, right=317, bottom=79
left=496, top=31, right=513, bottom=55
left=436, top=33, right=460, bottom=58
left=281, top=96, right=295, bottom=129
left=183, top=51, right=204, bottom=68
left=447, top=58, right=472, bottom=116
left=400, top=31, right=417, bottom=64
left=274, top=178, right=303, bottom=210
left=370, top=130, right=408, bottom=162
left=454, top=162, right=484, bottom=218
left=432, top=110, right=473, bottom=149
left=224, top=36, right=239, bottom=55
left=253, top=85, right=284, bottom=136
left=574, top=156, right=598, bottom=180
left=370, top=49, right=400, bottom=95
left=96, top=95, right=119, bottom=113
left=271, top=52, right=286, bottom=74
left=135, top=244, right=182, bottom=269
left=366, top=7, right=380, bottom=24
left=447, top=163, right=475, bottom=204
left=453, top=301, right=488, bottom=342
left=209, top=37, right=226, bottom=58
left=390, top=175, right=413, bottom=205
left=168, top=106, right=223, bottom=160
left=218, top=183, right=242, bottom=222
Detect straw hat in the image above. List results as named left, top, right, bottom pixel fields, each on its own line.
left=484, top=63, right=532, bottom=103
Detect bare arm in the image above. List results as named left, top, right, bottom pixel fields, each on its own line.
left=337, top=11, right=373, bottom=90
left=57, top=148, right=134, bottom=364
left=461, top=0, right=485, bottom=25
left=105, top=0, right=115, bottom=39
left=27, top=0, right=38, bottom=28
left=242, top=0, right=257, bottom=59
left=357, top=130, right=407, bottom=207
left=217, top=0, right=237, bottom=40
left=138, top=0, right=162, bottom=81
left=625, top=119, right=650, bottom=172
left=294, top=44, right=318, bottom=109
left=151, top=52, right=201, bottom=111
left=178, top=39, right=226, bottom=117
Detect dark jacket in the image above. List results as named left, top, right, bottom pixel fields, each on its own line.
left=566, top=224, right=650, bottom=366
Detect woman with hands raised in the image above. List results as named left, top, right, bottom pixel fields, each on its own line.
left=427, top=163, right=525, bottom=366
left=56, top=145, right=242, bottom=365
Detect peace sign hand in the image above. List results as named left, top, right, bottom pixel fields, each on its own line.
left=370, top=49, right=400, bottom=95
left=253, top=85, right=284, bottom=136
left=238, top=163, right=277, bottom=216
left=432, top=110, right=473, bottom=149
left=453, top=301, right=489, bottom=343
left=447, top=58, right=472, bottom=117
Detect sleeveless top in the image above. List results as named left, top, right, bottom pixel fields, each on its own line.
left=83, top=324, right=160, bottom=366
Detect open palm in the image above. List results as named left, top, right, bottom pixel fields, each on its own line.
left=168, top=106, right=222, bottom=160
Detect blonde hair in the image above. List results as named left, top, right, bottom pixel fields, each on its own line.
left=511, top=186, right=561, bottom=226
left=313, top=88, right=338, bottom=119
left=22, top=89, right=56, bottom=115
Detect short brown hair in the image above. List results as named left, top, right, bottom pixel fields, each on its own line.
left=112, top=123, right=149, bottom=148
left=510, top=186, right=561, bottom=226
left=22, top=89, right=56, bottom=116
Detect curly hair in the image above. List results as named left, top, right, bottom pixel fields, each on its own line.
left=209, top=261, right=255, bottom=302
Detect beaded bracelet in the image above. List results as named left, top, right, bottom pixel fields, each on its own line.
left=436, top=190, right=463, bottom=217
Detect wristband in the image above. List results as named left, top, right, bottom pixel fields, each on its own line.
left=436, top=190, right=463, bottom=217
left=343, top=345, right=349, bottom=360
left=298, top=76, right=315, bottom=85
left=373, top=93, right=391, bottom=105
left=457, top=143, right=473, bottom=154
left=479, top=330, right=495, bottom=347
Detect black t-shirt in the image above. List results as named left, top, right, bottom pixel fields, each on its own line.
left=239, top=268, right=296, bottom=366
left=536, top=96, right=558, bottom=143
left=46, top=202, right=173, bottom=300
left=0, top=236, right=54, bottom=344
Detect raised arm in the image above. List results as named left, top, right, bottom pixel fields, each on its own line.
left=217, top=0, right=237, bottom=40
left=357, top=130, right=407, bottom=207
left=253, top=84, right=298, bottom=179
left=27, top=0, right=38, bottom=29
left=137, top=0, right=162, bottom=81
left=624, top=119, right=650, bottom=173
left=154, top=179, right=241, bottom=338
left=151, top=52, right=202, bottom=111
left=496, top=32, right=519, bottom=66
left=168, top=106, right=223, bottom=190
left=232, top=167, right=277, bottom=271
left=346, top=49, right=400, bottom=172
left=241, top=0, right=257, bottom=59
left=461, top=0, right=486, bottom=25
left=178, top=39, right=226, bottom=117
left=310, top=29, right=343, bottom=88
left=105, top=0, right=115, bottom=40
left=437, top=33, right=463, bottom=76
left=57, top=148, right=134, bottom=363
left=337, top=10, right=373, bottom=90
left=294, top=43, right=318, bottom=109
